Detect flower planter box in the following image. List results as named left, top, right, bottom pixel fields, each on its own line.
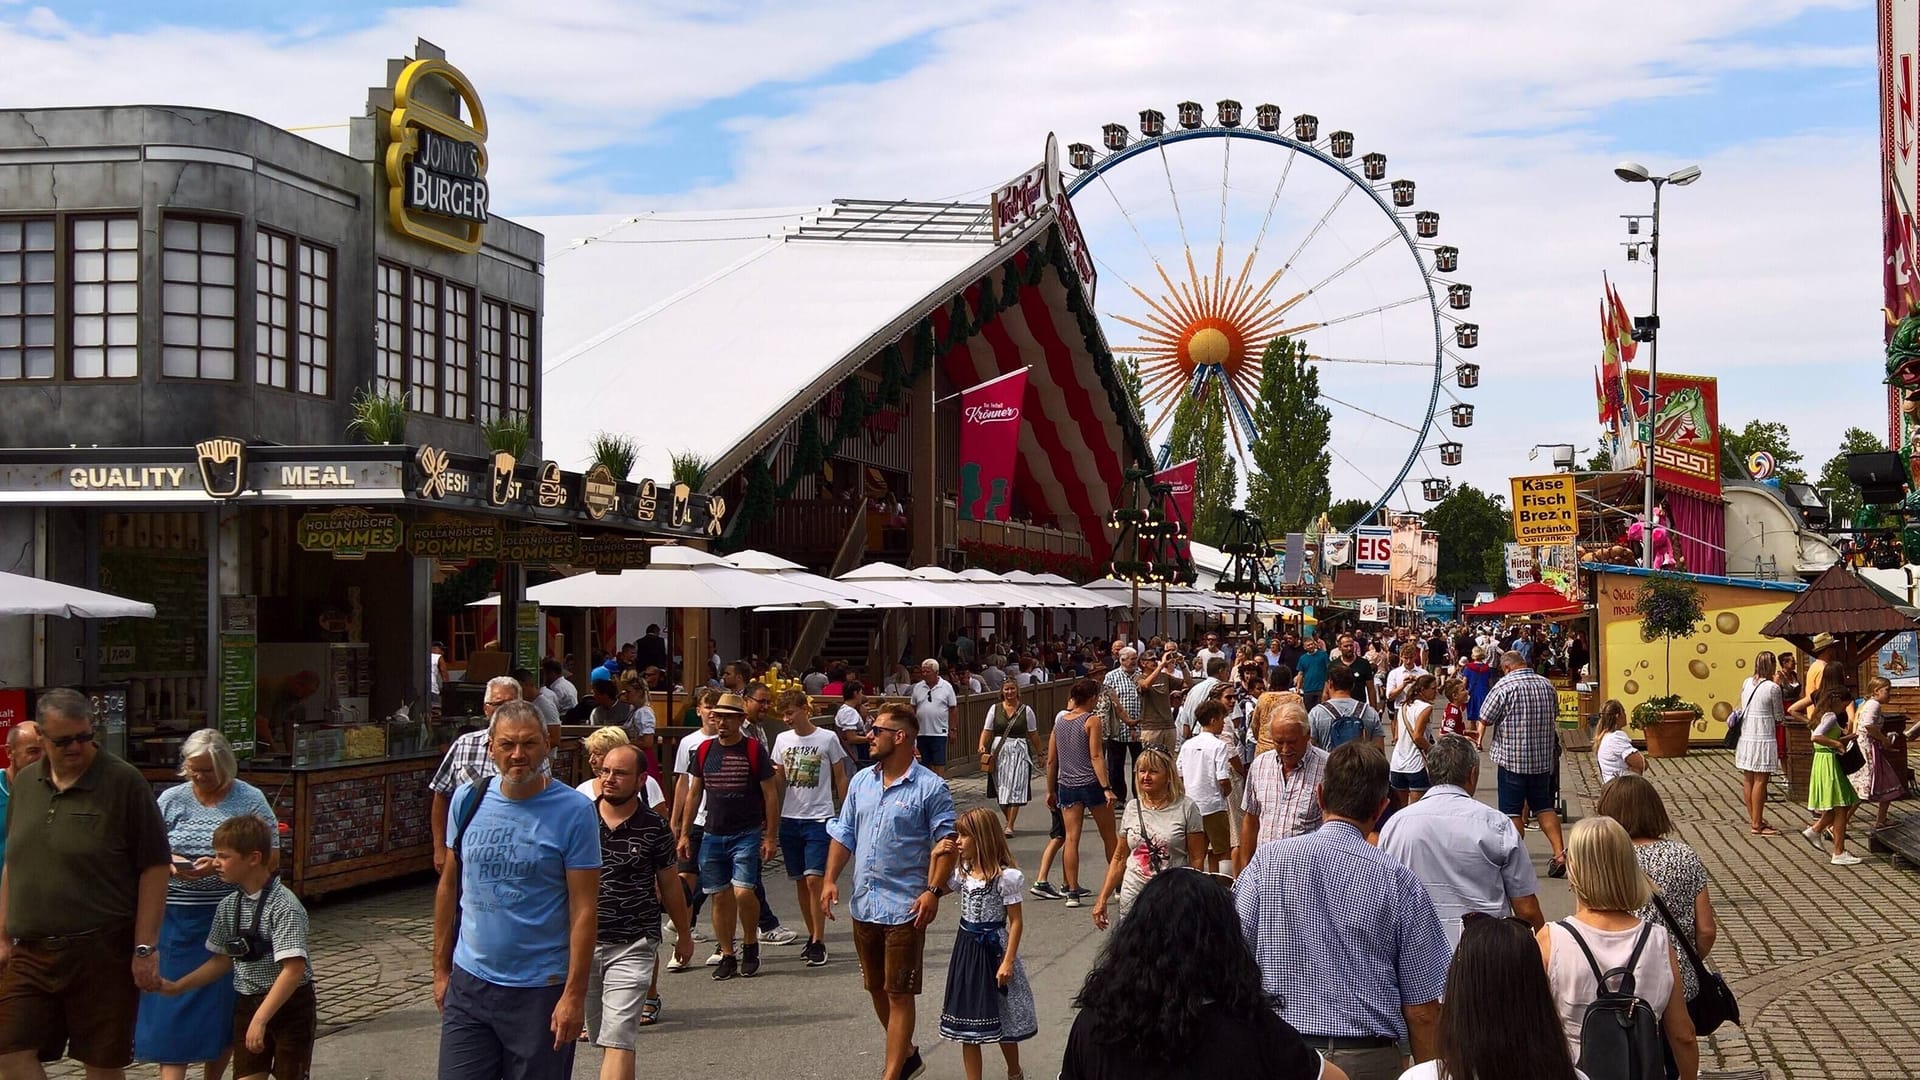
left=1642, top=713, right=1697, bottom=758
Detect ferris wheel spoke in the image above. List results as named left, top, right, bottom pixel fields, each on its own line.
left=1218, top=137, right=1232, bottom=256
left=1093, top=171, right=1166, bottom=268
left=1315, top=294, right=1430, bottom=327
left=1157, top=141, right=1194, bottom=259
left=1247, top=146, right=1299, bottom=265
left=1319, top=391, right=1424, bottom=434
left=1305, top=355, right=1432, bottom=368
left=1301, top=235, right=1398, bottom=298
left=1274, top=186, right=1354, bottom=284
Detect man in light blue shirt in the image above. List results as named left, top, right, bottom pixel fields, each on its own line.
left=434, top=701, right=601, bottom=1080
left=0, top=721, right=43, bottom=874
left=1379, top=735, right=1542, bottom=956
left=824, top=701, right=956, bottom=1080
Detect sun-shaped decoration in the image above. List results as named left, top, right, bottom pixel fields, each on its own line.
left=1112, top=247, right=1318, bottom=453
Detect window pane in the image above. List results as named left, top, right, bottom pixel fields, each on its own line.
left=73, top=283, right=105, bottom=315
left=0, top=221, right=19, bottom=249
left=107, top=314, right=137, bottom=346
left=163, top=250, right=197, bottom=280
left=163, top=314, right=199, bottom=345
left=24, top=318, right=51, bottom=347
left=202, top=286, right=234, bottom=318
left=0, top=291, right=17, bottom=316
left=107, top=347, right=137, bottom=378
left=201, top=223, right=234, bottom=254
left=24, top=253, right=52, bottom=281
left=203, top=319, right=233, bottom=349
left=72, top=348, right=104, bottom=379
left=106, top=218, right=137, bottom=248
left=0, top=353, right=19, bottom=379
left=24, top=285, right=52, bottom=315
left=25, top=348, right=53, bottom=378
left=108, top=282, right=136, bottom=314
left=72, top=319, right=103, bottom=347
left=107, top=250, right=137, bottom=280
left=201, top=254, right=234, bottom=286
left=163, top=282, right=198, bottom=314
left=73, top=219, right=105, bottom=249
left=0, top=322, right=18, bottom=347
left=24, top=221, right=53, bottom=249
left=162, top=219, right=196, bottom=248
left=73, top=252, right=105, bottom=282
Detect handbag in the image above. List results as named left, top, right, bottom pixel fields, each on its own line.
left=1650, top=892, right=1739, bottom=1035
left=1723, top=682, right=1758, bottom=750
left=1837, top=738, right=1867, bottom=776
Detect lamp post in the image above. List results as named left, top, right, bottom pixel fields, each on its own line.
left=1613, top=160, right=1700, bottom=566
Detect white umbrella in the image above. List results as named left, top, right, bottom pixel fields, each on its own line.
left=720, top=549, right=911, bottom=610
left=840, top=563, right=998, bottom=608
left=473, top=545, right=845, bottom=610
left=904, top=566, right=1012, bottom=608
left=962, top=568, right=1099, bottom=610
left=1082, top=577, right=1219, bottom=612
left=1002, top=570, right=1126, bottom=610
left=0, top=570, right=156, bottom=619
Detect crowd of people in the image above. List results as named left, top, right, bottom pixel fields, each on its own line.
left=0, top=614, right=1812, bottom=1080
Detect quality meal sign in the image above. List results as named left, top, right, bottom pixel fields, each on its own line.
left=1509, top=474, right=1577, bottom=546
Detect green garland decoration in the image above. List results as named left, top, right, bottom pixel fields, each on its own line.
left=834, top=380, right=870, bottom=445
left=878, top=343, right=907, bottom=407
left=727, top=453, right=778, bottom=549
left=1000, top=264, right=1022, bottom=310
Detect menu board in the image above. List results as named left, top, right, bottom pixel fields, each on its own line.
left=218, top=597, right=258, bottom=760
left=98, top=518, right=206, bottom=678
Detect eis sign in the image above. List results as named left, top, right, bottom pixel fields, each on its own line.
left=1353, top=526, right=1392, bottom=574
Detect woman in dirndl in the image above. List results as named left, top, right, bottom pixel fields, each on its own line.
left=979, top=682, right=1036, bottom=836
left=1850, top=677, right=1905, bottom=828
left=1805, top=684, right=1864, bottom=867
left=938, top=808, right=1038, bottom=1080
left=136, top=729, right=278, bottom=1080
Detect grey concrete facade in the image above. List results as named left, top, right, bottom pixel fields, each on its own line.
left=0, top=41, right=543, bottom=457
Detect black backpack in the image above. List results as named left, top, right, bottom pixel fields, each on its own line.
left=1560, top=919, right=1665, bottom=1080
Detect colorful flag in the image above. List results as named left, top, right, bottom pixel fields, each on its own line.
left=957, top=370, right=1028, bottom=521
left=1153, top=458, right=1198, bottom=565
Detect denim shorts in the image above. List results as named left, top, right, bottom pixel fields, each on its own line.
left=778, top=818, right=830, bottom=879
left=1389, top=768, right=1431, bottom=792
left=1056, top=782, right=1107, bottom=809
left=916, top=735, right=949, bottom=766
left=698, top=828, right=764, bottom=895
left=1496, top=767, right=1556, bottom=817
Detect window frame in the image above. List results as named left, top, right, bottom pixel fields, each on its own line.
left=293, top=239, right=334, bottom=398
left=441, top=280, right=474, bottom=422
left=0, top=210, right=142, bottom=384
left=374, top=259, right=409, bottom=401
left=254, top=226, right=294, bottom=391
left=478, top=297, right=506, bottom=421
left=506, top=304, right=534, bottom=420
left=158, top=213, right=241, bottom=382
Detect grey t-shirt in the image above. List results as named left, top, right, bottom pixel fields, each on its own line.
left=1117, top=797, right=1204, bottom=909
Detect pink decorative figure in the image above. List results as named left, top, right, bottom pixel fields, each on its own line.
left=1625, top=508, right=1677, bottom=570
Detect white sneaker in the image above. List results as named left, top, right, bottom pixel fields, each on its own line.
left=1063, top=895, right=1082, bottom=908
left=1831, top=853, right=1862, bottom=866
left=762, top=925, right=800, bottom=946
left=690, top=926, right=711, bottom=943
left=705, top=947, right=725, bottom=966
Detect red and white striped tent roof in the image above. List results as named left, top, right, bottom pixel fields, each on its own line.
left=528, top=200, right=1152, bottom=543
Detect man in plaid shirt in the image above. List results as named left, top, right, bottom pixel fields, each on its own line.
left=1101, top=648, right=1144, bottom=809
left=1477, top=650, right=1566, bottom=877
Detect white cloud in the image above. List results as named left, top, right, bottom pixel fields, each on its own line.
left=0, top=0, right=1885, bottom=504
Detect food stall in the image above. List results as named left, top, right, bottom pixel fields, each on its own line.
left=0, top=441, right=722, bottom=898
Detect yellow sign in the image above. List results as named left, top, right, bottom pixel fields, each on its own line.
left=1509, top=474, right=1577, bottom=545
left=383, top=58, right=489, bottom=254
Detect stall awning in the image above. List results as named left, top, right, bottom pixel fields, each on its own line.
left=0, top=570, right=155, bottom=619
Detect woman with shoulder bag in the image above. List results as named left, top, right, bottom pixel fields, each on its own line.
left=980, top=681, right=1037, bottom=837
left=1733, top=651, right=1784, bottom=835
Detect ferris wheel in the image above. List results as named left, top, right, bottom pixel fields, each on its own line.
left=1062, top=99, right=1481, bottom=524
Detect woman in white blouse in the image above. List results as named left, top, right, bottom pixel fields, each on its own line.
left=1592, top=699, right=1645, bottom=785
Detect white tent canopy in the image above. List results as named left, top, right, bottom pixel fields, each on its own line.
left=841, top=563, right=1003, bottom=608
left=722, top=550, right=913, bottom=610
left=473, top=546, right=844, bottom=610
left=0, top=571, right=156, bottom=619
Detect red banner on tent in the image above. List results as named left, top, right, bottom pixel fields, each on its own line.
left=1154, top=458, right=1198, bottom=564
left=958, top=370, right=1027, bottom=521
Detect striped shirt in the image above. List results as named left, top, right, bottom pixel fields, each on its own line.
left=429, top=730, right=495, bottom=795
left=1478, top=666, right=1560, bottom=774
left=1241, top=746, right=1327, bottom=843
left=1051, top=710, right=1099, bottom=787
left=1234, top=821, right=1450, bottom=1040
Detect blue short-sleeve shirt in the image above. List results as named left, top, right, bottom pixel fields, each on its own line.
left=449, top=779, right=601, bottom=987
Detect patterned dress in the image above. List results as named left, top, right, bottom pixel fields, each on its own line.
left=938, top=867, right=1038, bottom=1045
left=1633, top=838, right=1711, bottom=1000
left=985, top=704, right=1035, bottom=807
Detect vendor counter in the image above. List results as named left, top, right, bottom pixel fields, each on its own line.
left=143, top=738, right=587, bottom=901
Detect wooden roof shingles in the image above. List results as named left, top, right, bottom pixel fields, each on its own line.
left=1759, top=565, right=1920, bottom=656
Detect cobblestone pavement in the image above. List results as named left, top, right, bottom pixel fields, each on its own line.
left=1567, top=748, right=1919, bottom=1080
left=51, top=766, right=1920, bottom=1079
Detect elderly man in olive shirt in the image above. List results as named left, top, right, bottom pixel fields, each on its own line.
left=0, top=688, right=171, bottom=1080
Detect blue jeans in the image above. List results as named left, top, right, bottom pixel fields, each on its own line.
left=698, top=828, right=765, bottom=895
left=437, top=966, right=574, bottom=1080
left=778, top=818, right=830, bottom=878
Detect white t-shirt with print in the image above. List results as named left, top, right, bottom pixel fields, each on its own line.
left=772, top=727, right=848, bottom=821
left=674, top=730, right=716, bottom=827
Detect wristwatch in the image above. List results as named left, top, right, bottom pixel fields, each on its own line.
left=134, top=944, right=158, bottom=958
left=923, top=884, right=949, bottom=898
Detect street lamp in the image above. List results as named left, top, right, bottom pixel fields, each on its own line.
left=1614, top=160, right=1700, bottom=567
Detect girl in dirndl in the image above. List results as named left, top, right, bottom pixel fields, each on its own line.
left=1805, top=684, right=1863, bottom=866
left=1850, top=677, right=1905, bottom=828
left=938, top=808, right=1038, bottom=1080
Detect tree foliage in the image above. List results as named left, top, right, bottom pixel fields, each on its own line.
left=1244, top=338, right=1332, bottom=534
left=1325, top=497, right=1377, bottom=530
left=1720, top=419, right=1806, bottom=485
left=1166, top=387, right=1237, bottom=547
left=1585, top=446, right=1614, bottom=472
left=1815, top=426, right=1886, bottom=526
left=1421, top=483, right=1511, bottom=594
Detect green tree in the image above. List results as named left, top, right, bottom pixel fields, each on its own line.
left=1326, top=497, right=1376, bottom=529
left=1115, top=357, right=1145, bottom=428
left=1815, top=427, right=1887, bottom=525
left=1585, top=446, right=1614, bottom=472
left=1244, top=338, right=1332, bottom=534
left=1166, top=387, right=1237, bottom=546
left=1421, top=483, right=1512, bottom=594
left=1720, top=419, right=1806, bottom=485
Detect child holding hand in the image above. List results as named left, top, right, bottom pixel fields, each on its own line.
left=937, top=807, right=1037, bottom=1080
left=161, top=814, right=316, bottom=1080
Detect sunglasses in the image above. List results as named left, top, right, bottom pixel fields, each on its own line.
left=871, top=725, right=908, bottom=739
left=49, top=731, right=95, bottom=749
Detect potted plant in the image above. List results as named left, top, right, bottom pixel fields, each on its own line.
left=346, top=386, right=408, bottom=445
left=1633, top=571, right=1706, bottom=757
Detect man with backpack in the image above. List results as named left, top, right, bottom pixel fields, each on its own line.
left=676, top=693, right=779, bottom=981
left=1307, top=667, right=1384, bottom=751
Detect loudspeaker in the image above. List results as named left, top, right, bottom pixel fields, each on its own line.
left=1848, top=452, right=1908, bottom=505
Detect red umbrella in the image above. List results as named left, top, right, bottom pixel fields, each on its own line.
left=1464, top=582, right=1584, bottom=618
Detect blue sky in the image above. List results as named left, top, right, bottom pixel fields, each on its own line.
left=1, top=0, right=1890, bottom=506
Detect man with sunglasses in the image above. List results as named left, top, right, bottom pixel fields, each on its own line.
left=823, top=702, right=956, bottom=1080
left=0, top=688, right=171, bottom=1079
